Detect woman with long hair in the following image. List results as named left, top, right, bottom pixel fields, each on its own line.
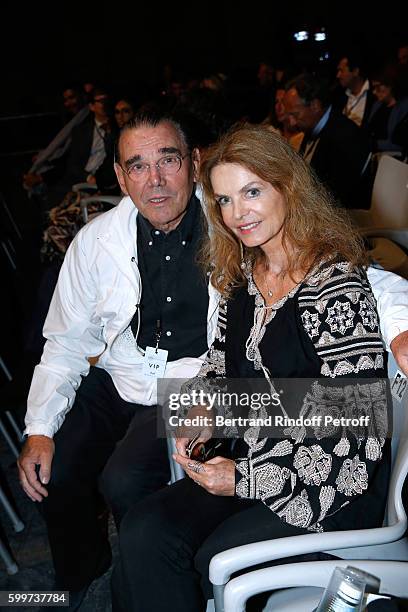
left=115, top=124, right=389, bottom=612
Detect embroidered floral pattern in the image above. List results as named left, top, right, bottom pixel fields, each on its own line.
left=301, top=310, right=321, bottom=338
left=277, top=490, right=313, bottom=528
left=294, top=445, right=332, bottom=486
left=298, top=264, right=384, bottom=378
left=252, top=463, right=291, bottom=499
left=358, top=297, right=378, bottom=330
left=336, top=455, right=369, bottom=496
left=325, top=299, right=355, bottom=335
left=192, top=259, right=387, bottom=533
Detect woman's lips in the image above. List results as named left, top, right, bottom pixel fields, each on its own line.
left=237, top=221, right=261, bottom=234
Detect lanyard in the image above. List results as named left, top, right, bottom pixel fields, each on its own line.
left=155, top=318, right=162, bottom=352
left=345, top=91, right=366, bottom=118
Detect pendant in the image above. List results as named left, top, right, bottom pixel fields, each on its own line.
left=267, top=289, right=273, bottom=297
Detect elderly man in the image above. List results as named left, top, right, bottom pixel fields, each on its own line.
left=17, top=110, right=408, bottom=609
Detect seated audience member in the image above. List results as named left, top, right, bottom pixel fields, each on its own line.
left=367, top=67, right=408, bottom=157
left=34, top=88, right=119, bottom=299
left=113, top=97, right=136, bottom=128
left=113, top=124, right=392, bottom=611
left=23, top=85, right=89, bottom=202
left=17, top=110, right=211, bottom=610
left=335, top=51, right=376, bottom=128
left=43, top=86, right=116, bottom=211
left=85, top=96, right=136, bottom=194
left=61, top=85, right=87, bottom=119
left=263, top=86, right=304, bottom=151
left=40, top=95, right=133, bottom=261
left=284, top=73, right=372, bottom=209
left=17, top=112, right=408, bottom=611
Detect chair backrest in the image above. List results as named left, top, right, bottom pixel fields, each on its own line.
left=80, top=195, right=121, bottom=223
left=371, top=156, right=408, bottom=228
left=385, top=356, right=408, bottom=528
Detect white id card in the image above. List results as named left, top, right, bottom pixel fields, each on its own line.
left=142, top=346, right=168, bottom=378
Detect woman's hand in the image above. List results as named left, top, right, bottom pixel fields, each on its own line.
left=173, top=454, right=236, bottom=496
left=175, top=405, right=214, bottom=457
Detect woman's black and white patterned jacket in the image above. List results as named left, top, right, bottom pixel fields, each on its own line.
left=188, top=260, right=390, bottom=533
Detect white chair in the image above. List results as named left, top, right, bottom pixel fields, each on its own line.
left=167, top=437, right=185, bottom=483
left=72, top=182, right=98, bottom=194
left=223, top=559, right=408, bottom=611
left=350, top=155, right=408, bottom=230
left=349, top=156, right=408, bottom=258
left=80, top=195, right=121, bottom=224
left=350, top=154, right=408, bottom=277
left=209, top=356, right=408, bottom=612
left=70, top=182, right=121, bottom=223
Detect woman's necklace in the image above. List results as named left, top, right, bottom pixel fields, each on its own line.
left=263, top=264, right=285, bottom=299
left=264, top=273, right=274, bottom=298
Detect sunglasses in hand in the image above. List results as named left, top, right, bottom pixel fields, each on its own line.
left=185, top=434, right=223, bottom=462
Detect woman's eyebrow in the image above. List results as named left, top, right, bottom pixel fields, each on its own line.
left=239, top=181, right=261, bottom=193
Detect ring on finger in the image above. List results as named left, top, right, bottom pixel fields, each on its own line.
left=188, top=461, right=205, bottom=474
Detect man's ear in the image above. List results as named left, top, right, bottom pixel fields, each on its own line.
left=114, top=163, right=129, bottom=195
left=191, top=147, right=201, bottom=182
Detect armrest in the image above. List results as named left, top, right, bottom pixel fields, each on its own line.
left=223, top=560, right=406, bottom=612
left=209, top=524, right=399, bottom=586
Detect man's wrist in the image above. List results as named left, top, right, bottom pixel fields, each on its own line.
left=23, top=426, right=55, bottom=439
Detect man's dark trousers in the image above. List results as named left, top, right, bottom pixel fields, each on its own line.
left=40, top=367, right=170, bottom=590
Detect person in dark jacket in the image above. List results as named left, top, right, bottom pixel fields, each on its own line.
left=284, top=73, right=372, bottom=209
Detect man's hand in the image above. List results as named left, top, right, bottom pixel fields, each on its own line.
left=17, top=435, right=55, bottom=502
left=175, top=405, right=214, bottom=457
left=391, top=330, right=408, bottom=376
left=173, top=454, right=236, bottom=496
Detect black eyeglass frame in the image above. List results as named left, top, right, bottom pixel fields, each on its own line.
left=117, top=152, right=191, bottom=182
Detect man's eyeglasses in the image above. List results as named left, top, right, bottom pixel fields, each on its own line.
left=119, top=153, right=190, bottom=182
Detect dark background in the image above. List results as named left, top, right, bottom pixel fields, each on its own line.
left=1, top=1, right=407, bottom=116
